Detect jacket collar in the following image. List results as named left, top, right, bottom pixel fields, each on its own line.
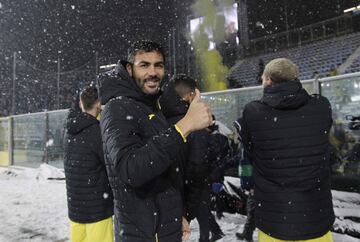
left=66, top=110, right=98, bottom=135
left=261, top=81, right=310, bottom=109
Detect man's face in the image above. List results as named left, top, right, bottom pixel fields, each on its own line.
left=126, top=51, right=165, bottom=95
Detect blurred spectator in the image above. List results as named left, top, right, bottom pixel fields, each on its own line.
left=234, top=119, right=255, bottom=241
left=329, top=65, right=338, bottom=76
left=256, top=59, right=265, bottom=84
left=311, top=71, right=319, bottom=79
left=218, top=21, right=238, bottom=68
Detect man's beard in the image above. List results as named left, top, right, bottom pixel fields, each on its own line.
left=132, top=69, right=161, bottom=95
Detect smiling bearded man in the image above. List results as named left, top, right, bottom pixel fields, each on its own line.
left=97, top=40, right=213, bottom=242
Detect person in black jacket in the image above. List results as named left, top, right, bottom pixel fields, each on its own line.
left=97, top=40, right=213, bottom=242
left=239, top=58, right=335, bottom=241
left=159, top=74, right=224, bottom=242
left=63, top=86, right=114, bottom=242
left=256, top=59, right=265, bottom=85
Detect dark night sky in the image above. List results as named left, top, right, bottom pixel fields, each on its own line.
left=0, top=0, right=359, bottom=115
left=1, top=0, right=358, bottom=71
left=0, top=0, right=191, bottom=72
left=0, top=0, right=192, bottom=114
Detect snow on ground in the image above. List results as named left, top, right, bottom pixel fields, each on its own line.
left=332, top=190, right=360, bottom=238
left=0, top=165, right=359, bottom=242
left=0, top=166, right=68, bottom=242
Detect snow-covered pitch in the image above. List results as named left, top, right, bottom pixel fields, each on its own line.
left=0, top=165, right=359, bottom=242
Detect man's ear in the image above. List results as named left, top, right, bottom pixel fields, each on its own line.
left=96, top=100, right=102, bottom=109
left=126, top=63, right=133, bottom=76
left=188, top=91, right=196, bottom=103
left=95, top=100, right=102, bottom=116
left=79, top=100, right=84, bottom=111
left=262, top=75, right=273, bottom=87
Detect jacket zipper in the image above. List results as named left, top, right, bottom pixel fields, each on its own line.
left=154, top=196, right=160, bottom=242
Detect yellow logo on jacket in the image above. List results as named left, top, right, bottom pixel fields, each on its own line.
left=148, top=114, right=155, bottom=120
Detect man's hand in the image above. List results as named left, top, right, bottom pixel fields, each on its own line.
left=182, top=217, right=191, bottom=241
left=176, top=89, right=213, bottom=138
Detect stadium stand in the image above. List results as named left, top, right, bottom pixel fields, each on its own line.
left=346, top=55, right=360, bottom=73
left=228, top=32, right=360, bottom=87
left=1, top=32, right=360, bottom=116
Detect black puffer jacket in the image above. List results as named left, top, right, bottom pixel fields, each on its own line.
left=63, top=109, right=114, bottom=223
left=240, top=81, right=335, bottom=240
left=159, top=80, right=211, bottom=221
left=97, top=63, right=187, bottom=242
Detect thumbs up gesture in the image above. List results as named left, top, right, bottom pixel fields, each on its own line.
left=175, top=89, right=213, bottom=138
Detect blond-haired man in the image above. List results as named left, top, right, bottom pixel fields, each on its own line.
left=238, top=58, right=334, bottom=241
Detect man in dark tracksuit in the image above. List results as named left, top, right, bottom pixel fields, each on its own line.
left=159, top=74, right=224, bottom=242
left=64, top=86, right=114, bottom=242
left=239, top=58, right=335, bottom=241
left=97, top=40, right=213, bottom=242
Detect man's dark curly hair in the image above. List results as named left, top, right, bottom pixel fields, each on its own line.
left=127, top=40, right=165, bottom=63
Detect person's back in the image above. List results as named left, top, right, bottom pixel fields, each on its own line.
left=240, top=58, right=335, bottom=241
left=64, top=86, right=114, bottom=242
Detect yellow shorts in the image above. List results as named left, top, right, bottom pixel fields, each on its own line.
left=70, top=217, right=114, bottom=242
left=258, top=230, right=333, bottom=242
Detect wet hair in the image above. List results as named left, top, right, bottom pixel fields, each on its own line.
left=80, top=86, right=99, bottom=111
left=171, top=74, right=197, bottom=98
left=263, top=58, right=299, bottom=84
left=127, top=40, right=165, bottom=63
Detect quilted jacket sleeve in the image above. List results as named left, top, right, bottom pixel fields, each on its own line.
left=101, top=100, right=186, bottom=187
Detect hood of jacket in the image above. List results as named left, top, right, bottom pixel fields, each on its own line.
left=97, top=61, right=161, bottom=108
left=65, top=109, right=98, bottom=135
left=159, top=79, right=189, bottom=118
left=261, top=81, right=310, bottom=110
